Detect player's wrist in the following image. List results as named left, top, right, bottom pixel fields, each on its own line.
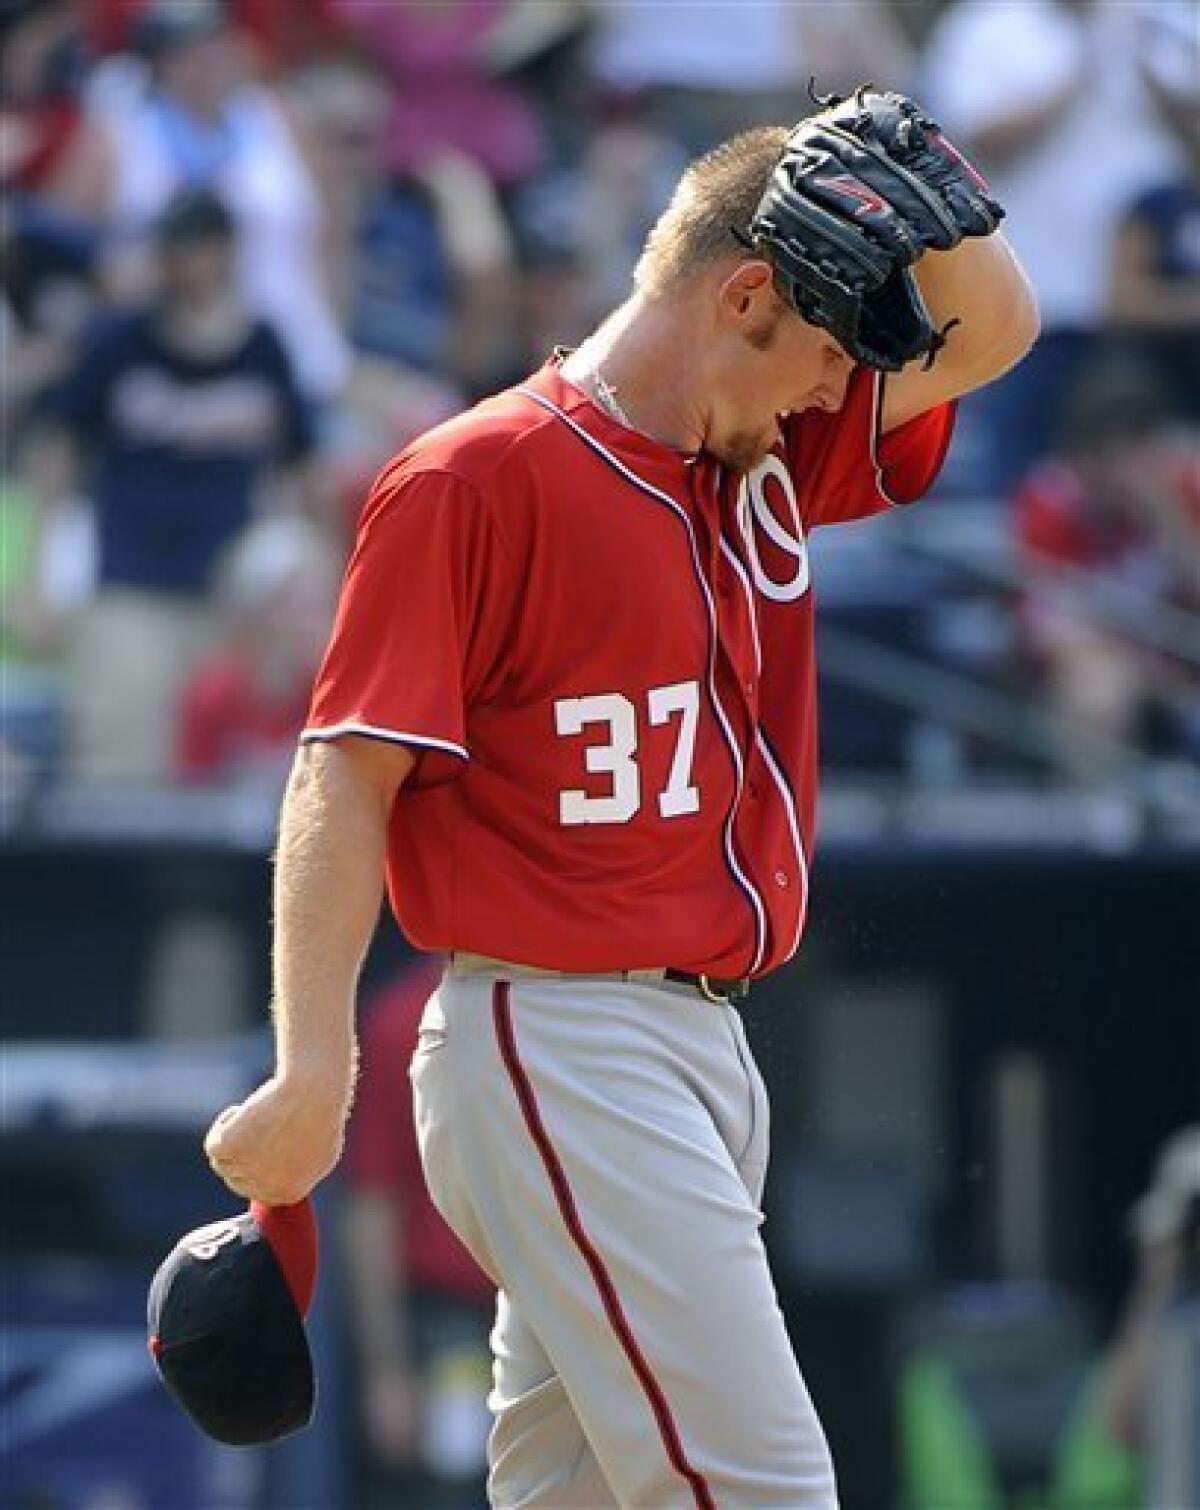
left=272, top=1054, right=353, bottom=1113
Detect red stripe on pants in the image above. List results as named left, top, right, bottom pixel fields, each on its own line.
left=492, top=981, right=716, bottom=1510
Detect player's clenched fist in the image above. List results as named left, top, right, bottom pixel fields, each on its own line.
left=204, top=1073, right=348, bottom=1207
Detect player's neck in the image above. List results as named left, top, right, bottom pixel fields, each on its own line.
left=564, top=295, right=708, bottom=457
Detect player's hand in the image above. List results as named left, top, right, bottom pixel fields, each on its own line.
left=365, top=1361, right=421, bottom=1465
left=204, top=1073, right=348, bottom=1206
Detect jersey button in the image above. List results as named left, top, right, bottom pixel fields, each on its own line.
left=745, top=678, right=756, bottom=697
left=774, top=869, right=789, bottom=889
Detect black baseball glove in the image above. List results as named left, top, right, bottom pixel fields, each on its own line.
left=741, top=86, right=1005, bottom=371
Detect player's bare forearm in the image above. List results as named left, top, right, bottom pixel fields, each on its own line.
left=883, top=234, right=1039, bottom=431
left=922, top=231, right=1038, bottom=365
left=205, top=737, right=413, bottom=1204
left=272, top=738, right=415, bottom=1091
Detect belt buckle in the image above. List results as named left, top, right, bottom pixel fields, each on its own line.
left=697, top=973, right=731, bottom=1004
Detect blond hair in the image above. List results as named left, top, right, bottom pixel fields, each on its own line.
left=634, top=125, right=790, bottom=297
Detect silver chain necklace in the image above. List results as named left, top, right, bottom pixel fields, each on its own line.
left=588, top=368, right=635, bottom=430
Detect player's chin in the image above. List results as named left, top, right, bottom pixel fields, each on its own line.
left=713, top=426, right=781, bottom=474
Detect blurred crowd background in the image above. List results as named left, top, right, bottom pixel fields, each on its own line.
left=2, top=2, right=1197, bottom=1508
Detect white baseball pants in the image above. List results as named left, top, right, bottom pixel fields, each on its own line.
left=409, top=963, right=839, bottom=1509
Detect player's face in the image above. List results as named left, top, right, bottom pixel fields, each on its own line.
left=708, top=266, right=854, bottom=472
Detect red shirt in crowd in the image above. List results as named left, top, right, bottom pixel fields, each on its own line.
left=343, top=957, right=492, bottom=1305
left=176, top=652, right=312, bottom=784
left=305, top=357, right=952, bottom=979
left=1017, top=450, right=1200, bottom=586
left=88, top=0, right=345, bottom=66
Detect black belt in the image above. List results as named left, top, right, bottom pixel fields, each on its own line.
left=664, top=970, right=750, bottom=1004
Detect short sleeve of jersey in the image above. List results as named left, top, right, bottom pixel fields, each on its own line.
left=303, top=462, right=514, bottom=784
left=788, top=366, right=955, bottom=530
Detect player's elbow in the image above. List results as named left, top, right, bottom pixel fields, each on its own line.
left=979, top=266, right=1040, bottom=386
left=1009, top=270, right=1041, bottom=361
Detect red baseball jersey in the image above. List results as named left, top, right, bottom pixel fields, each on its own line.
left=304, top=356, right=953, bottom=978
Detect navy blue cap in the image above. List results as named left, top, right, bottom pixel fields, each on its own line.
left=148, top=1200, right=318, bottom=1446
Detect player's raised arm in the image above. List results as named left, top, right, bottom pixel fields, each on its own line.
left=881, top=230, right=1038, bottom=432
left=204, top=736, right=414, bottom=1206
left=738, top=87, right=1038, bottom=433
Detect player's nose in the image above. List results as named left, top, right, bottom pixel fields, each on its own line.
left=817, top=359, right=853, bottom=411
left=809, top=379, right=849, bottom=413
left=801, top=345, right=852, bottom=413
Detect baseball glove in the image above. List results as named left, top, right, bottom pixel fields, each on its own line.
left=741, top=86, right=1005, bottom=371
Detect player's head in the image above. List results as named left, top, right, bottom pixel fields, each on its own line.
left=634, top=127, right=854, bottom=472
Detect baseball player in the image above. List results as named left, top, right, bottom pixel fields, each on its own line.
left=205, top=92, right=1037, bottom=1506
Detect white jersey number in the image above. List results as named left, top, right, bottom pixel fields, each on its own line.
left=555, top=693, right=640, bottom=826
left=647, top=680, right=701, bottom=817
left=555, top=680, right=700, bottom=826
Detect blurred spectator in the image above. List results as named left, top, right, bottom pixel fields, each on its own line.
left=1107, top=9, right=1200, bottom=423
left=922, top=0, right=1188, bottom=495
left=1101, top=1127, right=1200, bottom=1451
left=1, top=197, right=98, bottom=433
left=93, top=0, right=350, bottom=398
left=1014, top=358, right=1200, bottom=780
left=287, top=54, right=518, bottom=398
left=895, top=1285, right=1139, bottom=1510
left=567, top=105, right=689, bottom=325
left=175, top=517, right=339, bottom=788
left=1, top=0, right=107, bottom=424
left=89, top=0, right=348, bottom=71
left=1108, top=172, right=1200, bottom=424
left=331, top=0, right=546, bottom=188
left=288, top=56, right=451, bottom=377
left=1132, top=0, right=1200, bottom=155
left=344, top=957, right=493, bottom=1509
left=26, top=188, right=316, bottom=784
left=0, top=0, right=112, bottom=222
left=590, top=1, right=914, bottom=155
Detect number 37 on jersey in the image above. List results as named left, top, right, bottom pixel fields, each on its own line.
left=554, top=680, right=701, bottom=826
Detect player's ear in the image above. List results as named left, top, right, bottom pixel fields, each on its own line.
left=717, top=259, right=775, bottom=324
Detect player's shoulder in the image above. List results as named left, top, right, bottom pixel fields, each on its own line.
left=385, top=380, right=562, bottom=496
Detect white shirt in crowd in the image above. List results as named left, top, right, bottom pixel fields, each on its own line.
left=922, top=0, right=1189, bottom=331
left=89, top=59, right=350, bottom=401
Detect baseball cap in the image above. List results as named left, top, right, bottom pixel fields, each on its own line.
left=135, top=0, right=227, bottom=59
left=156, top=188, right=236, bottom=247
left=147, top=1198, right=318, bottom=1445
